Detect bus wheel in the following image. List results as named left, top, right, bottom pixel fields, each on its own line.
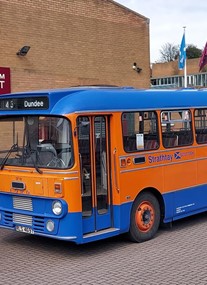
left=129, top=192, right=160, bottom=242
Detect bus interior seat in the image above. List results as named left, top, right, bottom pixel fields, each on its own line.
left=196, top=132, right=207, bottom=143
left=163, top=135, right=178, bottom=147
left=124, top=135, right=159, bottom=151
left=144, top=139, right=158, bottom=150
left=141, top=133, right=159, bottom=150
left=178, top=132, right=193, bottom=145
left=123, top=136, right=136, bottom=151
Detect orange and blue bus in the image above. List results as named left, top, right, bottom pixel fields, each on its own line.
left=0, top=86, right=207, bottom=244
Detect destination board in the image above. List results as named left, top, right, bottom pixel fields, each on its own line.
left=0, top=96, right=49, bottom=110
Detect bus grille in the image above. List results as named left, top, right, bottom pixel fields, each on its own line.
left=3, top=212, right=45, bottom=233
left=13, top=196, right=33, bottom=211
left=13, top=213, right=33, bottom=226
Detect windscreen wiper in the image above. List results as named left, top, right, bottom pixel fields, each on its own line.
left=25, top=146, right=43, bottom=174
left=0, top=143, right=18, bottom=170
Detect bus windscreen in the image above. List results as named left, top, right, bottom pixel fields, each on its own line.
left=0, top=116, right=73, bottom=169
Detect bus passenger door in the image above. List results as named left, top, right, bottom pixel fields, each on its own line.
left=77, top=116, right=112, bottom=234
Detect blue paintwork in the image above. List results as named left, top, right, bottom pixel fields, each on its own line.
left=82, top=207, right=112, bottom=234
left=0, top=192, right=69, bottom=237
left=0, top=191, right=132, bottom=244
left=82, top=209, right=96, bottom=234
left=1, top=186, right=207, bottom=243
left=163, top=184, right=207, bottom=223
left=1, top=87, right=207, bottom=116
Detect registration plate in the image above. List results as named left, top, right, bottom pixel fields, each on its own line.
left=16, top=225, right=34, bottom=234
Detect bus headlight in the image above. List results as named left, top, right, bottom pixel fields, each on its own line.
left=52, top=201, right=62, bottom=215
left=46, top=220, right=55, bottom=232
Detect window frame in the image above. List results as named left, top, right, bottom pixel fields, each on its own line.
left=161, top=109, right=193, bottom=148
left=194, top=108, right=207, bottom=144
left=122, top=110, right=159, bottom=153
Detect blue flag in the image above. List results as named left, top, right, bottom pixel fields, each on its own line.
left=178, top=33, right=186, bottom=70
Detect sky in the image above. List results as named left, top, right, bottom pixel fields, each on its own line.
left=114, top=0, right=207, bottom=63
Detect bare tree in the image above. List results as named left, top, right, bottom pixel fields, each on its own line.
left=158, top=43, right=179, bottom=63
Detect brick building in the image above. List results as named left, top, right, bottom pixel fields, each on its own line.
left=151, top=58, right=207, bottom=88
left=0, top=0, right=150, bottom=94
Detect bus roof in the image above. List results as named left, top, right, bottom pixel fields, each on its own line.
left=1, top=86, right=207, bottom=115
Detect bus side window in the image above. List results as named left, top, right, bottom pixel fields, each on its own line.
left=161, top=110, right=193, bottom=148
left=195, top=108, right=207, bottom=144
left=122, top=111, right=159, bottom=152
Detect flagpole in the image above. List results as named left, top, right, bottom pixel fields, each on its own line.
left=183, top=26, right=187, bottom=88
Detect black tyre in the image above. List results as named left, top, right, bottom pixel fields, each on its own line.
left=129, top=192, right=160, bottom=243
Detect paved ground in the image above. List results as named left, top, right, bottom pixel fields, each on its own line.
left=1, top=213, right=207, bottom=285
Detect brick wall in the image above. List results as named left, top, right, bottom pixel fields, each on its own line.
left=0, top=0, right=150, bottom=92
left=152, top=58, right=201, bottom=78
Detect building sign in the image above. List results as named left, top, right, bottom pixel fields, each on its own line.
left=0, top=67, right=11, bottom=95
